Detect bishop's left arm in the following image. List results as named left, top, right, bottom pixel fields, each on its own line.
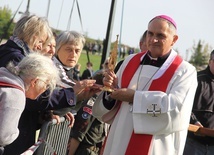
left=132, top=61, right=198, bottom=135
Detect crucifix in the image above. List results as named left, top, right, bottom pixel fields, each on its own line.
left=147, top=104, right=161, bottom=117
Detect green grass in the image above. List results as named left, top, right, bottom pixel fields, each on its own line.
left=78, top=51, right=102, bottom=75
left=78, top=50, right=124, bottom=76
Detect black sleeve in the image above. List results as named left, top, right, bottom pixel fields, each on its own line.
left=114, top=60, right=124, bottom=73
left=25, top=88, right=76, bottom=112
left=102, top=92, right=116, bottom=110
left=82, top=69, right=91, bottom=80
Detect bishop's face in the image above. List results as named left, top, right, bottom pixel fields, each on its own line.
left=57, top=42, right=83, bottom=68
left=146, top=18, right=178, bottom=58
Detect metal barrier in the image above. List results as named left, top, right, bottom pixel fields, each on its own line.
left=35, top=117, right=71, bottom=155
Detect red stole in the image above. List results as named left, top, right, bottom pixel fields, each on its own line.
left=120, top=52, right=182, bottom=155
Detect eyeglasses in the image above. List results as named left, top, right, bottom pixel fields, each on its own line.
left=39, top=79, right=50, bottom=90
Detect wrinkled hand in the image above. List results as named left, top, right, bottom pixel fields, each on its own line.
left=65, top=112, right=75, bottom=128
left=73, top=79, right=96, bottom=95
left=74, top=79, right=102, bottom=101
left=103, top=69, right=118, bottom=89
left=110, top=88, right=135, bottom=103
left=52, top=112, right=75, bottom=128
left=52, top=114, right=61, bottom=124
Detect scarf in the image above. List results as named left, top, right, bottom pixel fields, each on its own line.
left=52, top=56, right=76, bottom=87
left=10, top=36, right=32, bottom=56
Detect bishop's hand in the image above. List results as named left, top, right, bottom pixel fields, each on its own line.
left=110, top=88, right=135, bottom=103
left=102, top=69, right=118, bottom=92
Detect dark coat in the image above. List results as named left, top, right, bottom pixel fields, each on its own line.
left=81, top=69, right=93, bottom=80
left=70, top=96, right=107, bottom=155
left=188, top=66, right=214, bottom=145
left=0, top=40, right=76, bottom=155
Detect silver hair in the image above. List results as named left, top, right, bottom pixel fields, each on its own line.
left=149, top=17, right=177, bottom=34
left=55, top=31, right=85, bottom=55
left=6, top=52, right=60, bottom=96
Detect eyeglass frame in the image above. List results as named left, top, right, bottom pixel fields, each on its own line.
left=38, top=79, right=50, bottom=90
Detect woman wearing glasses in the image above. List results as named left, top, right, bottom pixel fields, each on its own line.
left=0, top=52, right=59, bottom=150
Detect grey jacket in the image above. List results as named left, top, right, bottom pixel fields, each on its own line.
left=0, top=67, right=25, bottom=146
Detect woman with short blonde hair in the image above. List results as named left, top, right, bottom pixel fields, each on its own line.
left=13, top=15, right=53, bottom=51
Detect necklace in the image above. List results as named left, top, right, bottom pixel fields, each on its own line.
left=136, top=58, right=162, bottom=91
left=129, top=63, right=161, bottom=112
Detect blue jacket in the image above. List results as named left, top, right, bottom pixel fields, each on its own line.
left=0, top=39, right=76, bottom=154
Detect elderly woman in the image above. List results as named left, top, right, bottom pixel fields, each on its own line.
left=41, top=34, right=56, bottom=58
left=0, top=15, right=79, bottom=155
left=0, top=52, right=59, bottom=147
left=53, top=31, right=85, bottom=84
left=0, top=15, right=53, bottom=65
left=53, top=31, right=101, bottom=101
left=52, top=31, right=104, bottom=155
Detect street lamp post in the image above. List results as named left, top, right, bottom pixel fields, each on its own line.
left=118, top=0, right=125, bottom=59
left=100, top=0, right=118, bottom=69
left=46, top=0, right=51, bottom=18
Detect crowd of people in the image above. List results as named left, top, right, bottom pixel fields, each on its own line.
left=0, top=13, right=214, bottom=155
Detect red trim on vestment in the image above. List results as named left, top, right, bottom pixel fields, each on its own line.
left=121, top=52, right=146, bottom=88
left=124, top=53, right=182, bottom=155
left=101, top=52, right=147, bottom=153
left=149, top=56, right=183, bottom=91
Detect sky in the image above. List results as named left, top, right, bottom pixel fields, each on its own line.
left=1, top=0, right=214, bottom=60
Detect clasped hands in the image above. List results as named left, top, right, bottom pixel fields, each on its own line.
left=103, top=69, right=135, bottom=103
